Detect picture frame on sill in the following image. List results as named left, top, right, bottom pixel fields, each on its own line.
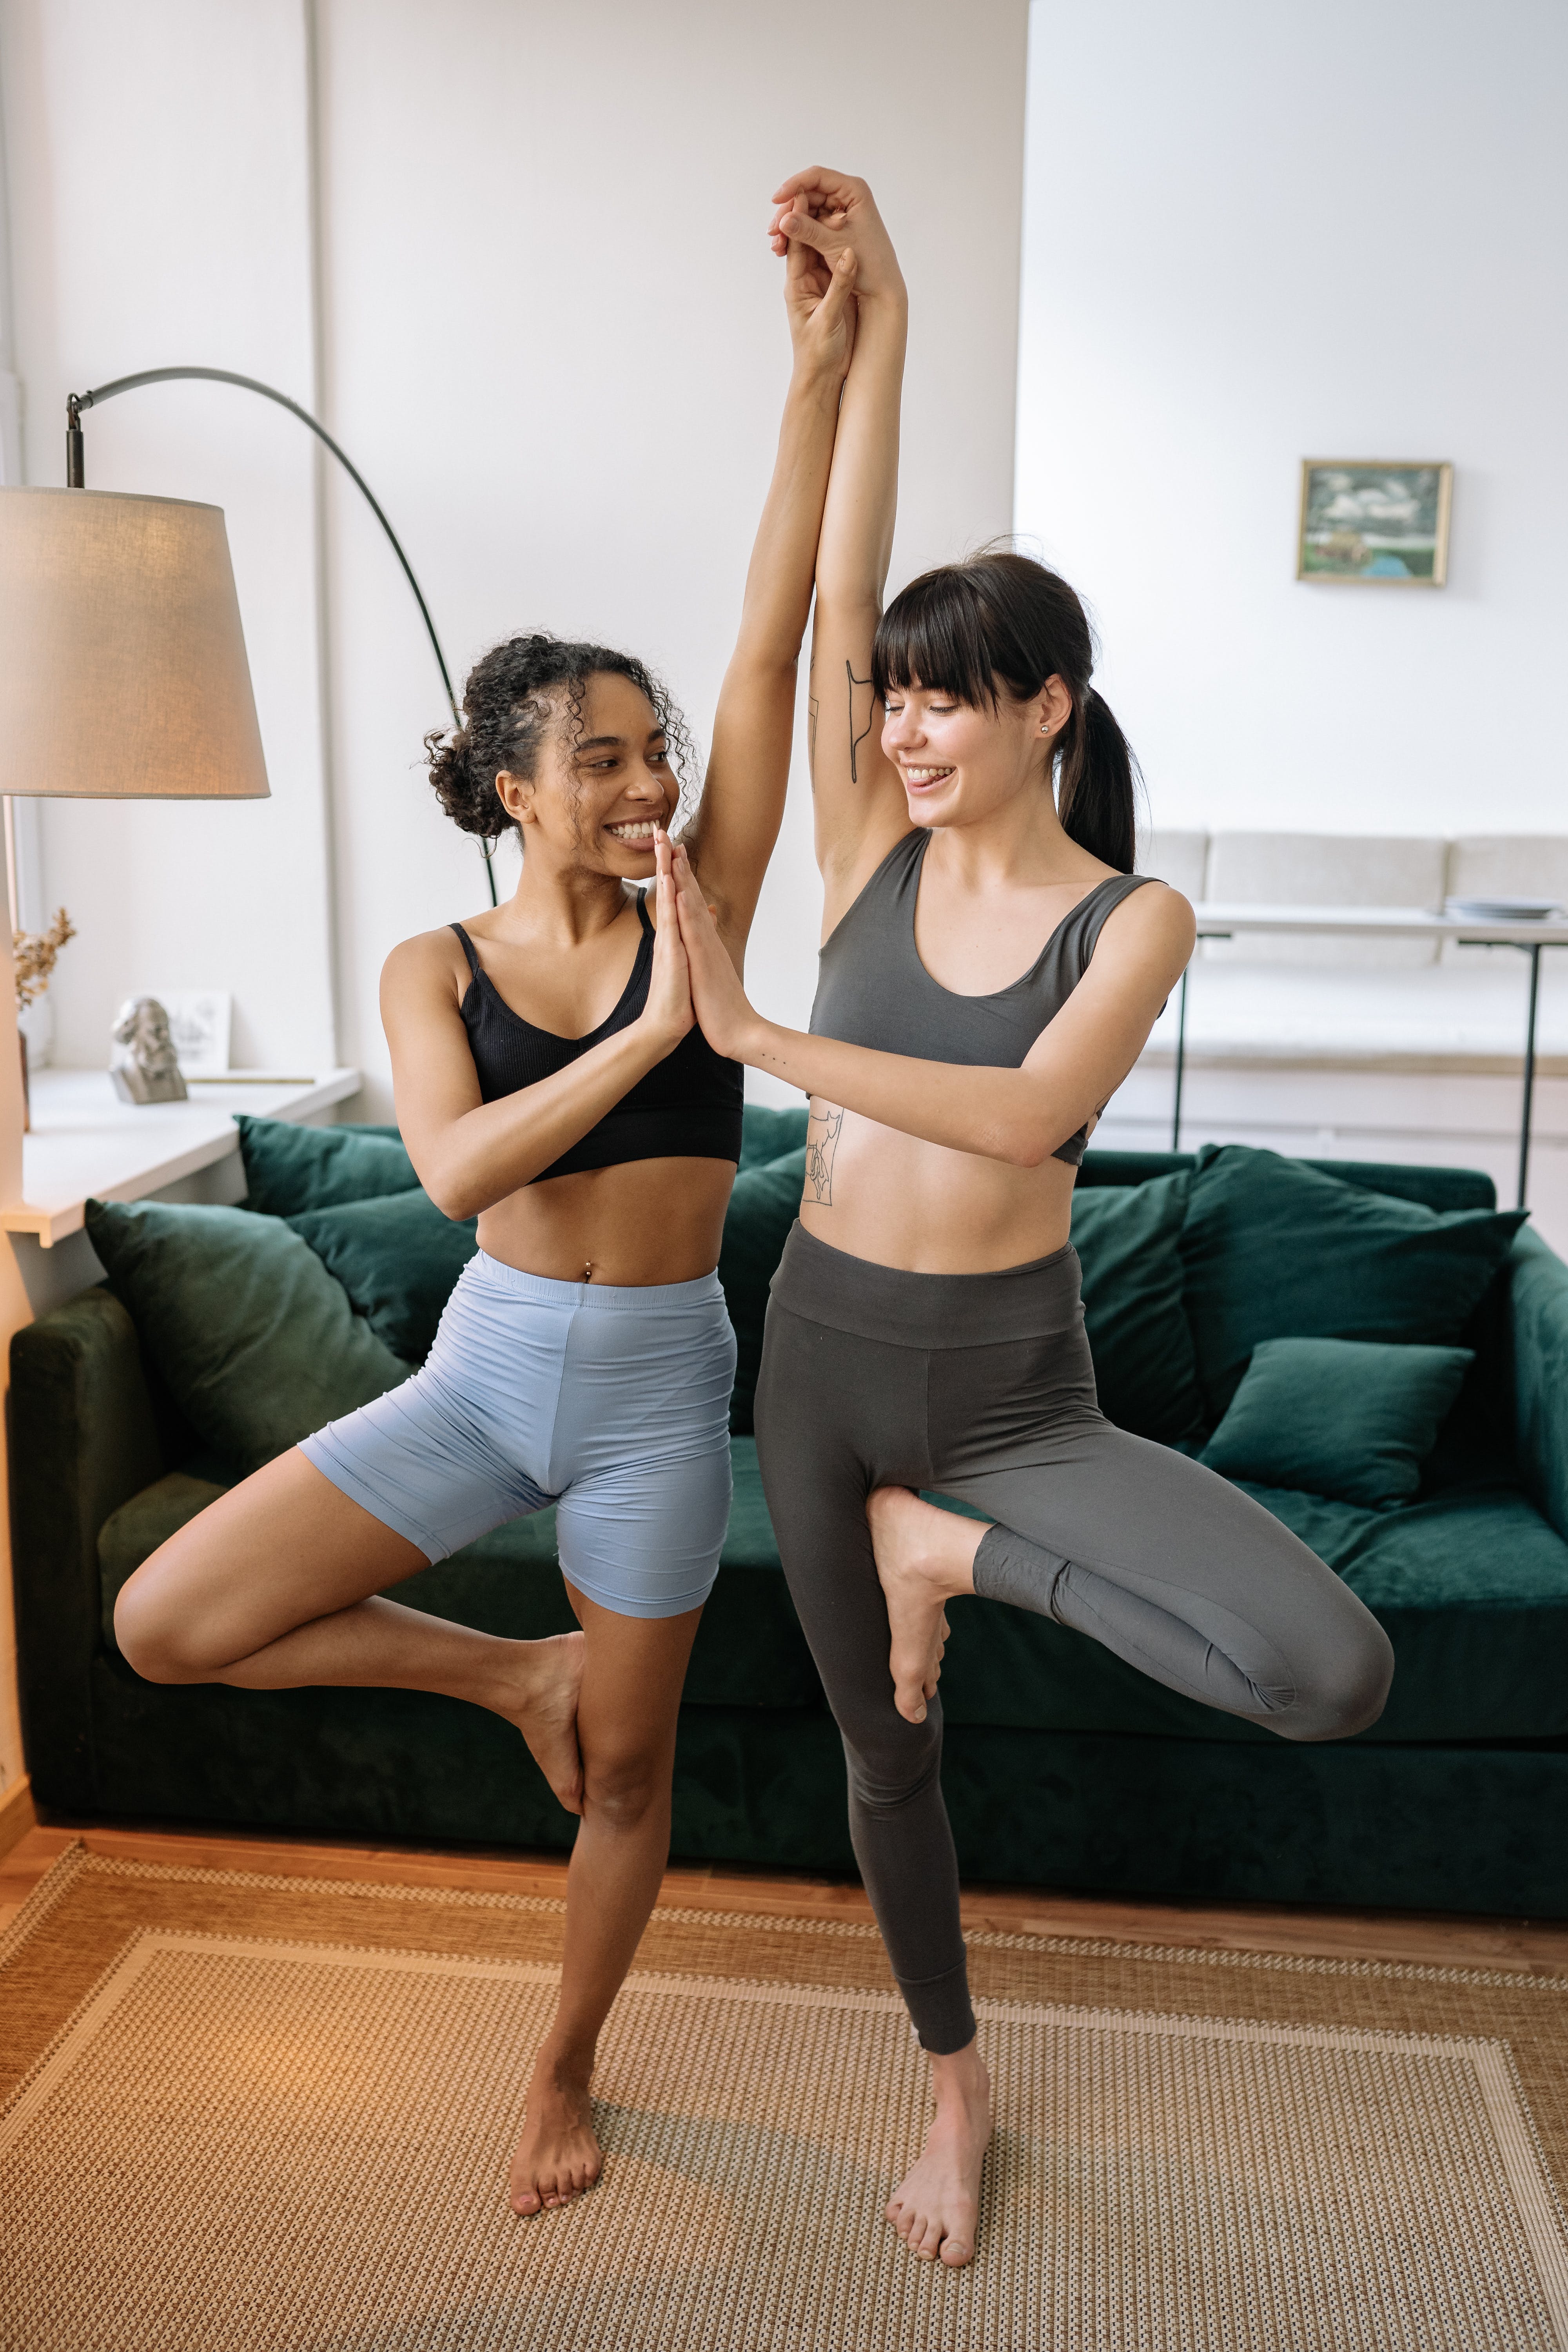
left=1296, top=461, right=1452, bottom=585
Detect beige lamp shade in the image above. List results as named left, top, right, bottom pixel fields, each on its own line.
left=0, top=486, right=269, bottom=799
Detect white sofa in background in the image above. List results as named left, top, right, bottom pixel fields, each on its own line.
left=1137, top=832, right=1568, bottom=1071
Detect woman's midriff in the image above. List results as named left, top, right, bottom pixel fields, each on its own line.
left=475, top=1156, right=736, bottom=1286
left=798, top=1102, right=1077, bottom=1273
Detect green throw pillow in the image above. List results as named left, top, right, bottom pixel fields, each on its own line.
left=236, top=1115, right=419, bottom=1216
left=1201, top=1336, right=1474, bottom=1508
left=719, top=1145, right=805, bottom=1433
left=1069, top=1172, right=1205, bottom=1443
left=1180, top=1144, right=1525, bottom=1418
left=289, top=1189, right=478, bottom=1363
left=85, top=1199, right=410, bottom=1477
left=738, top=1103, right=808, bottom=1170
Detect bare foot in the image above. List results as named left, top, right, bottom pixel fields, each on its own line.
left=886, top=2041, right=991, bottom=2268
left=867, top=1486, right=976, bottom=1724
left=510, top=2050, right=602, bottom=2215
left=490, top=1631, right=586, bottom=1813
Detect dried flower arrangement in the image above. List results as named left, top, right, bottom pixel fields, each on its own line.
left=14, top=909, right=76, bottom=1009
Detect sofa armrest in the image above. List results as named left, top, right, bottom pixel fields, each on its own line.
left=9, top=1285, right=166, bottom=1806
left=1509, top=1229, right=1568, bottom=1544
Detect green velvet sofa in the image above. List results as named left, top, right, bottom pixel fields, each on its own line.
left=12, top=1110, right=1568, bottom=1916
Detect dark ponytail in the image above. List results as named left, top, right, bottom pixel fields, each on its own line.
left=871, top=548, right=1140, bottom=873
left=425, top=631, right=699, bottom=845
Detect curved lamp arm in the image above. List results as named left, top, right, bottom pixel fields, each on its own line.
left=65, top=368, right=497, bottom=904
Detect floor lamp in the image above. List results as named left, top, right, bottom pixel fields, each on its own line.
left=0, top=368, right=488, bottom=1205
left=0, top=485, right=270, bottom=1203
left=65, top=368, right=493, bottom=909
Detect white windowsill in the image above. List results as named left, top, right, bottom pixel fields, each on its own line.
left=1, top=1068, right=363, bottom=1246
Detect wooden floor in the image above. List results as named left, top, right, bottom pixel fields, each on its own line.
left=5, top=1814, right=1568, bottom=1977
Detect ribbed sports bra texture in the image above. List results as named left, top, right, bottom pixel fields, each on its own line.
left=451, top=895, right=743, bottom=1185
left=808, top=829, right=1155, bottom=1167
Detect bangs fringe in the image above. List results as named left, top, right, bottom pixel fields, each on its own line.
left=871, top=570, right=1006, bottom=709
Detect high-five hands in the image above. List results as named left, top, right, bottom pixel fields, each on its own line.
left=643, top=831, right=696, bottom=1053
left=667, top=838, right=760, bottom=1065
left=769, top=169, right=904, bottom=305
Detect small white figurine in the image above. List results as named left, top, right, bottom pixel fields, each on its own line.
left=110, top=996, right=188, bottom=1104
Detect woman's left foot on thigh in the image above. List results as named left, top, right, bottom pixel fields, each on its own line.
left=867, top=1486, right=975, bottom=1724
left=510, top=2049, right=603, bottom=2216
left=886, top=2046, right=991, bottom=2267
left=489, top=1631, right=586, bottom=1813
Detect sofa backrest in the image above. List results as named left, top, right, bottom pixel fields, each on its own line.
left=1078, top=1147, right=1496, bottom=1216
left=1134, top=827, right=1568, bottom=975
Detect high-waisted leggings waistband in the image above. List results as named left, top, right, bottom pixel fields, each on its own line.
left=768, top=1221, right=1082, bottom=1349
left=468, top=1250, right=724, bottom=1315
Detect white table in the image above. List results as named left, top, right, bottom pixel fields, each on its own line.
left=1172, top=907, right=1568, bottom=1203
left=2, top=1067, right=363, bottom=1246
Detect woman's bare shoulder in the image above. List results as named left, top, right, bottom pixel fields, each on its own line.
left=1099, top=877, right=1196, bottom=966
left=381, top=922, right=477, bottom=1002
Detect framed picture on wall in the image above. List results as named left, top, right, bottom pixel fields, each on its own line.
left=1296, top=461, right=1452, bottom=584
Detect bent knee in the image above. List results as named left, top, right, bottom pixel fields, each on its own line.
left=113, top=1577, right=212, bottom=1684
left=1278, top=1616, right=1395, bottom=1743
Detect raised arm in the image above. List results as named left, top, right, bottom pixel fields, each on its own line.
left=772, top=171, right=913, bottom=918
left=670, top=840, right=1196, bottom=1165
left=679, top=222, right=857, bottom=954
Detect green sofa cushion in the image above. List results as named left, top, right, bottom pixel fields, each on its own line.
left=719, top=1147, right=806, bottom=1434
left=1070, top=1172, right=1204, bottom=1442
left=1179, top=1144, right=1525, bottom=1417
left=1201, top=1336, right=1473, bottom=1508
left=85, top=1200, right=410, bottom=1478
left=737, top=1104, right=808, bottom=1169
left=288, top=1191, right=478, bottom=1364
left=236, top=1115, right=418, bottom=1215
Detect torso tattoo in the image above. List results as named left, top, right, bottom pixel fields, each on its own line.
left=805, top=1099, right=846, bottom=1205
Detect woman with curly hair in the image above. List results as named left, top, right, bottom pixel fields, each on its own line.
left=113, top=194, right=859, bottom=2218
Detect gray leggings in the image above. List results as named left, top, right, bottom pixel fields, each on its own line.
left=753, top=1224, right=1394, bottom=2055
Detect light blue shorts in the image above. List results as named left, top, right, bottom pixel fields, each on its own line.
left=299, top=1251, right=737, bottom=1620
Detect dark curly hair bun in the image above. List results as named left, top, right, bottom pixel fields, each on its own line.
left=425, top=632, right=698, bottom=843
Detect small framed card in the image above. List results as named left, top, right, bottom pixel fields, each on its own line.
left=1297, top=461, right=1452, bottom=584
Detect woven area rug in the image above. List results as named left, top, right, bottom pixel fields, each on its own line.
left=2, top=1845, right=1567, bottom=2351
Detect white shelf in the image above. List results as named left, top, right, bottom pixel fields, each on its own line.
left=2, top=1068, right=363, bottom=1246
left=1194, top=902, right=1568, bottom=944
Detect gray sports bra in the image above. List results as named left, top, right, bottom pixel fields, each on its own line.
left=809, top=829, right=1154, bottom=1166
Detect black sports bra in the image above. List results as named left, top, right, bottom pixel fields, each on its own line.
left=452, top=895, right=743, bottom=1184
left=810, top=830, right=1154, bottom=1166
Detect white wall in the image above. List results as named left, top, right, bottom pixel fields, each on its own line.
left=1, top=0, right=1027, bottom=1117
left=1016, top=0, right=1568, bottom=838
left=1, top=0, right=338, bottom=1074
left=313, top=0, right=1027, bottom=1113
left=0, top=0, right=1029, bottom=1788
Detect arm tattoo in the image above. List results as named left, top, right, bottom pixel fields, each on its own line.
left=846, top=662, right=875, bottom=784
left=805, top=1099, right=846, bottom=1205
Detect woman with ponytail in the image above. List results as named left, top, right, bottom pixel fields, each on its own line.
left=114, top=194, right=860, bottom=2221
left=666, top=170, right=1394, bottom=2270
